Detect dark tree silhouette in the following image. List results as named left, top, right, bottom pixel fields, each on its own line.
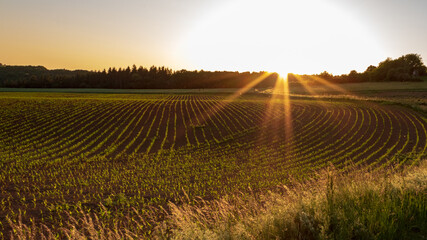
left=0, top=54, right=425, bottom=88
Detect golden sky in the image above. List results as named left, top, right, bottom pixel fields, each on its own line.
left=1, top=0, right=427, bottom=75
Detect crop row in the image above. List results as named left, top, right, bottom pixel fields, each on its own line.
left=0, top=93, right=426, bottom=236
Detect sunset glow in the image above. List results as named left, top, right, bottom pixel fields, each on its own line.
left=1, top=1, right=427, bottom=238
left=1, top=0, right=427, bottom=74
left=182, top=0, right=387, bottom=75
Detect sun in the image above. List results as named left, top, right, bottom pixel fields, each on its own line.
left=181, top=0, right=387, bottom=75
left=279, top=73, right=288, bottom=82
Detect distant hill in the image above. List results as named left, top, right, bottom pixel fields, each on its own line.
left=0, top=64, right=89, bottom=88
left=0, top=64, right=278, bottom=89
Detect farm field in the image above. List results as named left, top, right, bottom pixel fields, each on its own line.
left=286, top=80, right=427, bottom=113
left=0, top=91, right=427, bottom=237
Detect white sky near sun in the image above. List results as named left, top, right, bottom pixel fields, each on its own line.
left=1, top=0, right=426, bottom=75
left=180, top=0, right=388, bottom=75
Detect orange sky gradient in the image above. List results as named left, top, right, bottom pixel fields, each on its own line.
left=1, top=0, right=427, bottom=75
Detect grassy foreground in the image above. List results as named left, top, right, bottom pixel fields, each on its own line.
left=7, top=160, right=426, bottom=239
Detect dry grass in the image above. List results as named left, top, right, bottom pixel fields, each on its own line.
left=5, top=161, right=427, bottom=240
left=157, top=161, right=427, bottom=240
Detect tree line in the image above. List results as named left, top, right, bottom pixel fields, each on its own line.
left=1, top=54, right=425, bottom=89
left=288, top=53, right=427, bottom=84
left=0, top=65, right=278, bottom=89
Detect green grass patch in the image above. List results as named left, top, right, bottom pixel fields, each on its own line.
left=160, top=161, right=427, bottom=240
